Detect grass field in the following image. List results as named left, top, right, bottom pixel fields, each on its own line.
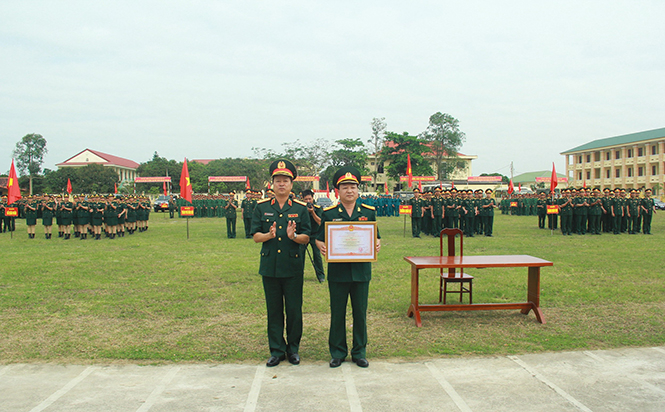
left=1, top=211, right=664, bottom=364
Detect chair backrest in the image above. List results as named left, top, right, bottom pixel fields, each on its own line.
left=440, top=228, right=463, bottom=278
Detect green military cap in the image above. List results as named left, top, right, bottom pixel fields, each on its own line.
left=645, top=188, right=652, bottom=192
left=434, top=187, right=441, bottom=192
left=475, top=189, right=483, bottom=193
left=413, top=188, right=421, bottom=193
left=593, top=188, right=600, bottom=192
left=269, top=159, right=297, bottom=179
left=485, top=189, right=493, bottom=193
left=229, top=190, right=235, bottom=195
left=333, top=166, right=361, bottom=188
left=603, top=188, right=610, bottom=192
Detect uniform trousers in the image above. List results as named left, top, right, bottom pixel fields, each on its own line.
left=244, top=217, right=252, bottom=238
left=642, top=213, right=653, bottom=234
left=262, top=273, right=303, bottom=357
left=411, top=217, right=422, bottom=237
left=328, top=280, right=369, bottom=360
left=226, top=217, right=236, bottom=238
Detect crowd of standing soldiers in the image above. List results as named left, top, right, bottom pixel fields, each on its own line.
left=0, top=194, right=152, bottom=240
left=407, top=187, right=498, bottom=238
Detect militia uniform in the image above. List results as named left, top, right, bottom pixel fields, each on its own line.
left=250, top=160, right=311, bottom=367
left=318, top=166, right=379, bottom=368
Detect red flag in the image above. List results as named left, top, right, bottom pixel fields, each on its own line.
left=583, top=180, right=587, bottom=188
left=7, top=159, right=21, bottom=204
left=451, top=181, right=455, bottom=189
left=326, top=181, right=330, bottom=199
left=385, top=183, right=389, bottom=195
left=518, top=183, right=522, bottom=192
left=245, top=177, right=250, bottom=190
left=267, top=182, right=271, bottom=190
left=162, top=181, right=167, bottom=196
left=550, top=162, right=558, bottom=194
left=406, top=154, right=413, bottom=188
left=418, top=180, right=422, bottom=192
left=334, top=188, right=339, bottom=199
left=508, top=179, right=514, bottom=195
left=439, top=182, right=443, bottom=190
left=180, top=158, right=193, bottom=204
left=66, top=178, right=73, bottom=194
left=115, top=183, right=118, bottom=194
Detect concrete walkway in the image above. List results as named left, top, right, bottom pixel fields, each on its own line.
left=1, top=346, right=664, bottom=411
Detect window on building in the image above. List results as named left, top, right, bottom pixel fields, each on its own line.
left=628, top=168, right=633, bottom=177
left=578, top=172, right=582, bottom=180
left=638, top=166, right=644, bottom=176
left=377, top=162, right=384, bottom=174
left=652, top=145, right=658, bottom=155
left=606, top=152, right=611, bottom=161
left=586, top=171, right=591, bottom=180
left=586, top=154, right=591, bottom=163
left=578, top=155, right=582, bottom=163
left=653, top=165, right=658, bottom=175
left=594, top=152, right=600, bottom=161
left=627, top=148, right=633, bottom=158
left=638, top=147, right=644, bottom=157
left=594, top=169, right=600, bottom=179
left=616, top=168, right=621, bottom=178
left=616, top=151, right=621, bottom=159
left=606, top=169, right=611, bottom=178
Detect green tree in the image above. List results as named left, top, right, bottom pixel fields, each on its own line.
left=12, top=133, right=48, bottom=195
left=136, top=152, right=180, bottom=193
left=321, top=138, right=369, bottom=190
left=421, top=112, right=466, bottom=180
left=380, top=132, right=433, bottom=184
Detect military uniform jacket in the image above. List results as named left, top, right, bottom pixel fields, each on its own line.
left=642, top=197, right=655, bottom=215
left=558, top=197, right=573, bottom=215
left=431, top=197, right=444, bottom=217
left=250, top=198, right=311, bottom=278
left=317, top=202, right=380, bottom=283
left=409, top=197, right=425, bottom=217
left=225, top=199, right=238, bottom=219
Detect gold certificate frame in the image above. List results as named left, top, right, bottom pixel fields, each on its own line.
left=325, top=221, right=377, bottom=263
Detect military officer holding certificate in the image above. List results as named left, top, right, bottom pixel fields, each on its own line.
left=316, top=166, right=381, bottom=368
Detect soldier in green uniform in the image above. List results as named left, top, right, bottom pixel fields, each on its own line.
left=24, top=196, right=38, bottom=238
left=91, top=197, right=104, bottom=240
left=611, top=188, right=625, bottom=235
left=626, top=189, right=641, bottom=234
left=301, top=189, right=325, bottom=283
left=250, top=160, right=311, bottom=367
left=225, top=191, right=238, bottom=238
left=588, top=188, right=603, bottom=235
left=430, top=187, right=444, bottom=237
left=242, top=190, right=255, bottom=239
left=601, top=188, right=612, bottom=233
left=422, top=190, right=432, bottom=236
left=408, top=188, right=424, bottom=238
left=168, top=195, right=175, bottom=219
left=76, top=196, right=91, bottom=239
left=536, top=192, right=547, bottom=229
left=60, top=196, right=74, bottom=239
left=41, top=195, right=55, bottom=239
left=558, top=189, right=574, bottom=235
left=482, top=189, right=497, bottom=236
left=641, top=188, right=655, bottom=234
left=316, top=166, right=380, bottom=368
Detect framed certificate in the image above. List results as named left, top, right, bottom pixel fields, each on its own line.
left=325, top=221, right=378, bottom=262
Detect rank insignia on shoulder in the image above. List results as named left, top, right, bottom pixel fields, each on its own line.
left=257, top=198, right=270, bottom=204
left=324, top=205, right=337, bottom=211
left=361, top=204, right=375, bottom=211
left=293, top=199, right=307, bottom=206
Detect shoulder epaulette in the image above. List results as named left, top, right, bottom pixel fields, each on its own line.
left=293, top=199, right=307, bottom=207
left=257, top=198, right=271, bottom=204
left=361, top=204, right=375, bottom=211
left=314, top=204, right=321, bottom=209
left=324, top=205, right=337, bottom=211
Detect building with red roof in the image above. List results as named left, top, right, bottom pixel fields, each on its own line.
left=56, top=149, right=140, bottom=183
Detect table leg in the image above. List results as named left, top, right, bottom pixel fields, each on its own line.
left=521, top=266, right=546, bottom=324
left=407, top=265, right=422, bottom=327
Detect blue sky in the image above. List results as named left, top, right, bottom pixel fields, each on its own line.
left=2, top=1, right=664, bottom=178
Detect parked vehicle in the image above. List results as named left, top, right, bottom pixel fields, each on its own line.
left=153, top=195, right=170, bottom=212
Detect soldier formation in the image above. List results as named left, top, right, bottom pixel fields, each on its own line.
left=407, top=187, right=498, bottom=238
left=1, top=194, right=152, bottom=240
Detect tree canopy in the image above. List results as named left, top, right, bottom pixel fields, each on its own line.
left=380, top=132, right=433, bottom=182
left=420, top=112, right=466, bottom=180
left=13, top=133, right=48, bottom=195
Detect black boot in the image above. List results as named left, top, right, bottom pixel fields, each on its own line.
left=96, top=234, right=101, bottom=240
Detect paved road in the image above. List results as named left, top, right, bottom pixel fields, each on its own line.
left=1, top=346, right=664, bottom=411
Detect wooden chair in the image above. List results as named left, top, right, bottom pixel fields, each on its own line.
left=439, top=228, right=473, bottom=304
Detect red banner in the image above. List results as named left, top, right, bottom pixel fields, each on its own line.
left=208, top=176, right=247, bottom=182
left=399, top=205, right=412, bottom=215
left=467, top=176, right=502, bottom=182
left=4, top=207, right=18, bottom=217
left=135, top=177, right=172, bottom=183
left=361, top=176, right=373, bottom=182
left=510, top=201, right=518, bottom=207
left=294, top=176, right=320, bottom=182
left=547, top=205, right=560, bottom=214
left=399, top=176, right=436, bottom=182
left=535, top=177, right=569, bottom=183
left=180, top=206, right=194, bottom=216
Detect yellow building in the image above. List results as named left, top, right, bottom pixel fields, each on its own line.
left=561, top=127, right=665, bottom=192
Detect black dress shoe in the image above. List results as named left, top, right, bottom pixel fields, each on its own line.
left=287, top=352, right=300, bottom=365
left=352, top=358, right=369, bottom=368
left=329, top=358, right=344, bottom=368
left=266, top=354, right=285, bottom=367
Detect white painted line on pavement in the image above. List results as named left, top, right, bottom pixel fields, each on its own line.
left=244, top=365, right=265, bottom=412
left=652, top=347, right=665, bottom=355
left=509, top=356, right=593, bottom=412
left=0, top=365, right=11, bottom=378
left=342, top=362, right=362, bottom=412
left=135, top=366, right=181, bottom=412
left=583, top=351, right=604, bottom=362
left=425, top=362, right=472, bottom=412
left=29, top=366, right=96, bottom=412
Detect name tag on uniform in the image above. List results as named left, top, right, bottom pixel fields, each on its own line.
left=333, top=218, right=343, bottom=221
left=264, top=212, right=274, bottom=216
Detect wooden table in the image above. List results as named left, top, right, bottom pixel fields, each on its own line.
left=404, top=255, right=553, bottom=327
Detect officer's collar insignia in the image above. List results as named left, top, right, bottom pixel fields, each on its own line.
left=338, top=208, right=342, bottom=213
